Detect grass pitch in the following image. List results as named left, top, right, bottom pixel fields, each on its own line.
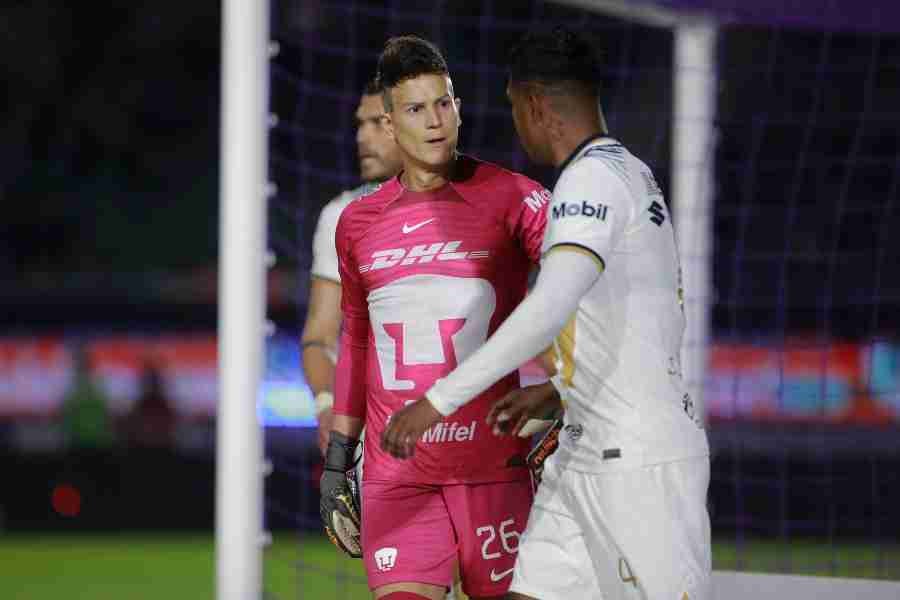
left=0, top=533, right=897, bottom=600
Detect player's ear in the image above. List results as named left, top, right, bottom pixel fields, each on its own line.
left=455, top=97, right=462, bottom=125
left=527, top=90, right=544, bottom=124
left=383, top=113, right=396, bottom=140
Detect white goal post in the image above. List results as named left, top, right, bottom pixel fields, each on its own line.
left=216, top=1, right=270, bottom=599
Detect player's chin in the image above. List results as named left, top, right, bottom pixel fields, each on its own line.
left=359, top=160, right=385, bottom=181
left=419, top=142, right=455, bottom=163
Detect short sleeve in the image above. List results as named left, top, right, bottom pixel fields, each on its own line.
left=506, top=174, right=551, bottom=264
left=541, top=160, right=632, bottom=269
left=310, top=193, right=351, bottom=282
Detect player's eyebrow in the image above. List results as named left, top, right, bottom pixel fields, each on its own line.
left=354, top=114, right=385, bottom=126
left=401, top=95, right=452, bottom=108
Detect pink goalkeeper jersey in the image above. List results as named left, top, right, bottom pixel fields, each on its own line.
left=334, top=155, right=550, bottom=484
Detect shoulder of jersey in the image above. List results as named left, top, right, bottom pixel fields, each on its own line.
left=338, top=177, right=401, bottom=235
left=323, top=182, right=375, bottom=220
left=354, top=180, right=385, bottom=200
left=452, top=154, right=541, bottom=204
left=570, top=141, right=629, bottom=184
left=348, top=177, right=400, bottom=207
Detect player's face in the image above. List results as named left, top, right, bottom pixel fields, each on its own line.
left=506, top=81, right=552, bottom=165
left=386, top=74, right=461, bottom=171
left=356, top=94, right=403, bottom=182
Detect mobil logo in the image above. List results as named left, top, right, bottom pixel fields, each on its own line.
left=551, top=201, right=608, bottom=221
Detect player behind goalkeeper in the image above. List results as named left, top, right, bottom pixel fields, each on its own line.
left=321, top=34, right=553, bottom=600
left=301, top=78, right=403, bottom=457
left=383, top=26, right=712, bottom=600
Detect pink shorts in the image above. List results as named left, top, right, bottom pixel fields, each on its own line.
left=362, top=478, right=533, bottom=597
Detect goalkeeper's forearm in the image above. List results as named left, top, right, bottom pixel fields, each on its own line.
left=427, top=249, right=600, bottom=416
left=331, top=414, right=364, bottom=441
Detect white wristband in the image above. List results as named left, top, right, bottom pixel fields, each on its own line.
left=314, top=390, right=334, bottom=414
left=425, top=383, right=456, bottom=417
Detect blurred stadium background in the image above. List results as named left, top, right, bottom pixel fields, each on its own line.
left=1, top=1, right=899, bottom=599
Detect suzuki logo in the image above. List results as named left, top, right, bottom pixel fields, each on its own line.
left=648, top=201, right=666, bottom=226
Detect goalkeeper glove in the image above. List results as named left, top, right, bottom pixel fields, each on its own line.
left=319, top=431, right=362, bottom=558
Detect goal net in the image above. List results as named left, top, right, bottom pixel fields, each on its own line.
left=250, top=0, right=900, bottom=597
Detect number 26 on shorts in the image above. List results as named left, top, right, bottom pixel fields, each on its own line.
left=475, top=517, right=521, bottom=560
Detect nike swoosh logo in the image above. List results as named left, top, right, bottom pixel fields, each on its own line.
left=489, top=567, right=514, bottom=582
left=402, top=218, right=435, bottom=234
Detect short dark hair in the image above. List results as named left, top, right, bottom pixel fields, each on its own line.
left=362, top=77, right=383, bottom=97
left=508, top=27, right=602, bottom=95
left=376, top=35, right=450, bottom=110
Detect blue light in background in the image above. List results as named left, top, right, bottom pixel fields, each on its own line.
left=867, top=341, right=899, bottom=415
left=258, top=334, right=316, bottom=427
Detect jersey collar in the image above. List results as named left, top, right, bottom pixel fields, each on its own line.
left=557, top=133, right=614, bottom=174
left=388, top=153, right=470, bottom=201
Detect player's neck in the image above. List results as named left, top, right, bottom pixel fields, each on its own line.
left=399, top=157, right=456, bottom=192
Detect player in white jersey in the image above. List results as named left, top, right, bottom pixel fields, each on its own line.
left=301, top=79, right=403, bottom=456
left=382, top=27, right=711, bottom=600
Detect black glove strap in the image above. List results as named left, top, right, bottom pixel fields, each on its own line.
left=324, top=431, right=359, bottom=473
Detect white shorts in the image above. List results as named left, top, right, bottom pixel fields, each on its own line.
left=510, top=455, right=711, bottom=600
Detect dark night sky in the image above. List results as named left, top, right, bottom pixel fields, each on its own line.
left=1, top=3, right=220, bottom=276
left=2, top=1, right=898, bottom=339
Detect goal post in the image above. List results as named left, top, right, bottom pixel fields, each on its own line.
left=556, top=0, right=718, bottom=422
left=216, top=1, right=270, bottom=599
left=672, top=19, right=717, bottom=426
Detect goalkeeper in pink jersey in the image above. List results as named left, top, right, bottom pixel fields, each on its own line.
left=319, top=35, right=552, bottom=600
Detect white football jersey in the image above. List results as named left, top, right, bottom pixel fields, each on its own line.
left=310, top=182, right=380, bottom=282
left=542, top=136, right=709, bottom=473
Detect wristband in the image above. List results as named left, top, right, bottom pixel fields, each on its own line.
left=324, top=431, right=359, bottom=472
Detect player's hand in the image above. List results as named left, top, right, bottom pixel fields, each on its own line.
left=316, top=408, right=335, bottom=457
left=380, top=397, right=443, bottom=459
left=487, top=382, right=563, bottom=437
left=319, top=431, right=362, bottom=558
